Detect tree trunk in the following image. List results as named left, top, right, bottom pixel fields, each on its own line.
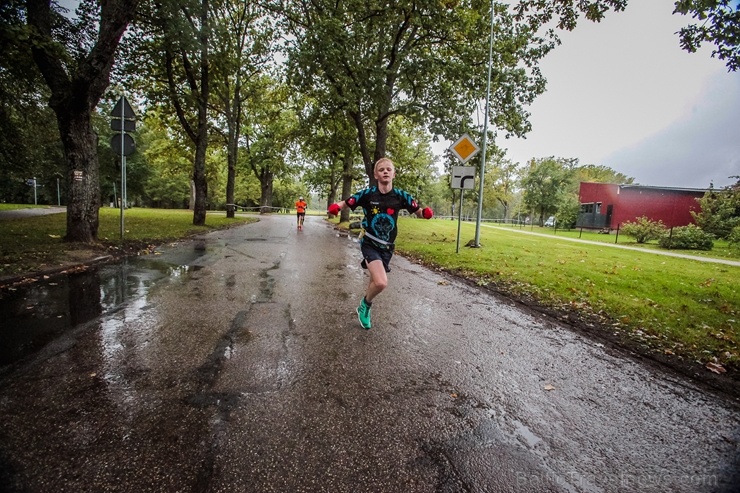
left=374, top=115, right=389, bottom=165
left=259, top=169, right=274, bottom=214
left=225, top=146, right=236, bottom=219
left=192, top=0, right=210, bottom=226
left=340, top=153, right=353, bottom=223
left=58, top=109, right=100, bottom=242
left=350, top=111, right=373, bottom=183
left=192, top=134, right=208, bottom=225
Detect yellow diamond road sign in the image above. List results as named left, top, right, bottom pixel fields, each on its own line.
left=450, top=134, right=480, bottom=163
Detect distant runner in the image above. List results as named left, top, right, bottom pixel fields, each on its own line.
left=295, top=196, right=307, bottom=230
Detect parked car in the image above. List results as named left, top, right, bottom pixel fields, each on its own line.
left=544, top=216, right=556, bottom=227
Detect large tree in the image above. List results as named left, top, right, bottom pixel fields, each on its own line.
left=210, top=0, right=277, bottom=218
left=126, top=0, right=211, bottom=225
left=280, top=0, right=553, bottom=184
left=241, top=78, right=298, bottom=212
left=483, top=147, right=519, bottom=220
left=519, top=156, right=576, bottom=224
left=24, top=0, right=140, bottom=242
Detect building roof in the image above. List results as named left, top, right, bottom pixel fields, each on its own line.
left=581, top=182, right=708, bottom=194
left=618, top=184, right=709, bottom=194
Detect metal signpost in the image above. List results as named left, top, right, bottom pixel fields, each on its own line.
left=26, top=178, right=38, bottom=205
left=110, top=96, right=136, bottom=239
left=449, top=134, right=480, bottom=253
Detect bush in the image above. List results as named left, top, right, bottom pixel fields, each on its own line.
left=728, top=226, right=740, bottom=252
left=659, top=224, right=714, bottom=250
left=620, top=216, right=666, bottom=243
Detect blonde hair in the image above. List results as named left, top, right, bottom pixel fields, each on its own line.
left=374, top=157, right=394, bottom=170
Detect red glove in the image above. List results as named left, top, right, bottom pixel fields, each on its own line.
left=422, top=207, right=433, bottom=219
left=328, top=203, right=341, bottom=215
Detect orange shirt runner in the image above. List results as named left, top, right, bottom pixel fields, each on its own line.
left=295, top=198, right=307, bottom=229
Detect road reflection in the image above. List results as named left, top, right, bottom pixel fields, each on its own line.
left=0, top=257, right=201, bottom=369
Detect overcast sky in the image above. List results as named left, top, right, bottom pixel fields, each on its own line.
left=478, top=0, right=740, bottom=189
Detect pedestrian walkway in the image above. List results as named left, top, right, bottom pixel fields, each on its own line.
left=481, top=223, right=740, bottom=267
left=0, top=207, right=66, bottom=220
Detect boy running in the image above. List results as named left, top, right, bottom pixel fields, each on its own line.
left=328, top=157, right=433, bottom=329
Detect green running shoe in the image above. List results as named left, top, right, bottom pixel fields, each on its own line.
left=356, top=298, right=372, bottom=329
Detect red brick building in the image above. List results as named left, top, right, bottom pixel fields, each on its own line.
left=577, top=182, right=706, bottom=230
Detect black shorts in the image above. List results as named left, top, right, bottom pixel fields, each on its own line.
left=361, top=241, right=392, bottom=273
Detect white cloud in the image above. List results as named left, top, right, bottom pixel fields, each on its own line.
left=603, top=74, right=740, bottom=188
left=494, top=0, right=740, bottom=188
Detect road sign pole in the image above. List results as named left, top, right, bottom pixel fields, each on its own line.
left=120, top=95, right=125, bottom=239
left=456, top=189, right=464, bottom=253
left=33, top=177, right=37, bottom=205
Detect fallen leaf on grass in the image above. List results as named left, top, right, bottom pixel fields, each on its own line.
left=705, top=362, right=726, bottom=374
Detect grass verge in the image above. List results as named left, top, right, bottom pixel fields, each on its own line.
left=0, top=207, right=256, bottom=280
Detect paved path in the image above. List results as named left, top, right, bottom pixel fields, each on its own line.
left=0, top=206, right=66, bottom=219
left=0, top=214, right=738, bottom=492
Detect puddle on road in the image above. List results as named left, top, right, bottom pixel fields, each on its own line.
left=0, top=250, right=207, bottom=369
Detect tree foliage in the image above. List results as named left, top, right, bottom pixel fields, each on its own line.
left=280, top=0, right=552, bottom=182
left=692, top=177, right=740, bottom=239
left=674, top=0, right=740, bottom=71
left=209, top=0, right=278, bottom=217
left=519, top=156, right=575, bottom=224
left=241, top=78, right=299, bottom=211
left=124, top=0, right=212, bottom=224
left=483, top=147, right=519, bottom=219
left=0, top=0, right=64, bottom=203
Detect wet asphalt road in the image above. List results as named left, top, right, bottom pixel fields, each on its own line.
left=0, top=214, right=738, bottom=492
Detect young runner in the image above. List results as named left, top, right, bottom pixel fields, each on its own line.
left=328, top=157, right=433, bottom=329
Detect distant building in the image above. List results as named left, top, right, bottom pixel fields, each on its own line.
left=577, top=182, right=707, bottom=230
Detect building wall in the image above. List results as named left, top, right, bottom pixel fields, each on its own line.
left=577, top=182, right=705, bottom=229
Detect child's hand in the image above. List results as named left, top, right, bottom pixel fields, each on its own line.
left=328, top=203, right=341, bottom=215
left=422, top=207, right=433, bottom=219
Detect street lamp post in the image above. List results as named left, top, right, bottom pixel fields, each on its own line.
left=474, top=0, right=496, bottom=247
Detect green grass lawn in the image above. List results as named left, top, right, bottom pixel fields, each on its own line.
left=334, top=217, right=739, bottom=371
left=0, top=207, right=256, bottom=279
left=490, top=221, right=740, bottom=260
left=0, top=203, right=50, bottom=211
